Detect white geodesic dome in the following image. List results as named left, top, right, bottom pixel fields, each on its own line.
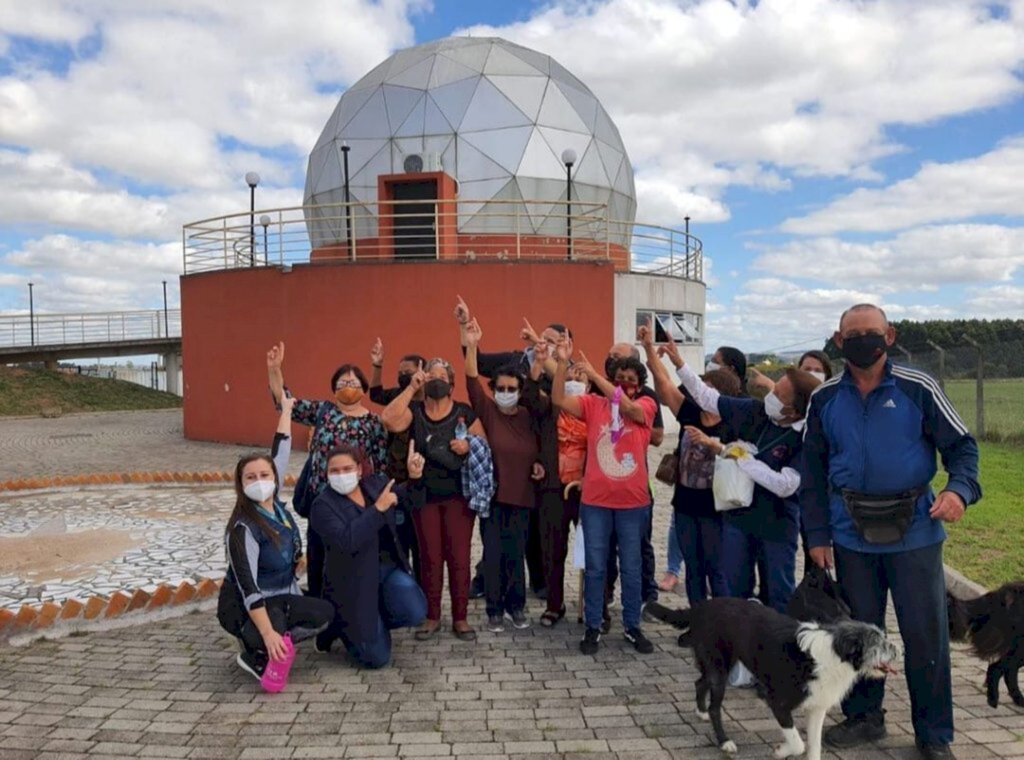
left=303, top=36, right=636, bottom=248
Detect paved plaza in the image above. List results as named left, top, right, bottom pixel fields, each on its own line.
left=1, top=410, right=1022, bottom=759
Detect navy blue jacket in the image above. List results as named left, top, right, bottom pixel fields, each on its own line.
left=310, top=475, right=424, bottom=645
left=800, top=361, right=981, bottom=554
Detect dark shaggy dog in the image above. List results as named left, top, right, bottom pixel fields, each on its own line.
left=948, top=581, right=1024, bottom=708
left=647, top=598, right=900, bottom=760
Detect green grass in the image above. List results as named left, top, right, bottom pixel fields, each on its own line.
left=937, top=441, right=1024, bottom=590
left=0, top=366, right=181, bottom=416
left=943, top=378, right=1024, bottom=443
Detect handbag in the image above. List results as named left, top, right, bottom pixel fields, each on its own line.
left=787, top=564, right=851, bottom=623
left=712, top=449, right=755, bottom=512
left=654, top=453, right=679, bottom=485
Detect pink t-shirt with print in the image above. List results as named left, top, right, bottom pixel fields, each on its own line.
left=576, top=392, right=656, bottom=509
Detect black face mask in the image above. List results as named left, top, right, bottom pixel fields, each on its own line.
left=841, top=334, right=888, bottom=369
left=424, top=379, right=451, bottom=400
left=397, top=373, right=413, bottom=390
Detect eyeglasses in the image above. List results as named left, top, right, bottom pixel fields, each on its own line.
left=335, top=380, right=361, bottom=390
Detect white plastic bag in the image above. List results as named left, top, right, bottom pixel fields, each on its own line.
left=728, top=660, right=757, bottom=688
left=572, top=521, right=586, bottom=570
left=713, top=444, right=757, bottom=512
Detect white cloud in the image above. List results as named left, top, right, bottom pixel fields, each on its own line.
left=465, top=0, right=1024, bottom=225
left=3, top=235, right=182, bottom=311
left=782, top=138, right=1024, bottom=234
left=752, top=224, right=1024, bottom=288
left=963, top=284, right=1024, bottom=318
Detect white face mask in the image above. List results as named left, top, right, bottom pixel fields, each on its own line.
left=807, top=370, right=827, bottom=383
left=705, top=361, right=722, bottom=373
left=564, top=380, right=587, bottom=397
left=494, top=390, right=520, bottom=409
left=328, top=472, right=360, bottom=496
left=764, top=391, right=787, bottom=424
left=243, top=479, right=276, bottom=503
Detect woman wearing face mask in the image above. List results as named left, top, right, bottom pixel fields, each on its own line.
left=381, top=357, right=487, bottom=642
left=640, top=323, right=740, bottom=604
left=749, top=349, right=833, bottom=393
left=309, top=440, right=428, bottom=668
left=266, top=344, right=389, bottom=597
left=525, top=349, right=589, bottom=628
left=553, top=343, right=659, bottom=656
left=704, top=346, right=749, bottom=395
left=673, top=344, right=822, bottom=613
left=217, top=396, right=335, bottom=684
left=461, top=317, right=542, bottom=633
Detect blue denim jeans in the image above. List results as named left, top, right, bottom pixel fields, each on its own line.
left=581, top=504, right=648, bottom=630
left=344, top=564, right=427, bottom=669
left=718, top=518, right=797, bottom=614
left=673, top=510, right=727, bottom=604
left=835, top=541, right=952, bottom=745
left=666, top=511, right=682, bottom=577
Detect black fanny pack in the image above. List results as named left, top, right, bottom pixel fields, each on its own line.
left=841, top=487, right=925, bottom=545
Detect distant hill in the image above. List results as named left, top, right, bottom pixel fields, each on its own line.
left=0, top=366, right=182, bottom=417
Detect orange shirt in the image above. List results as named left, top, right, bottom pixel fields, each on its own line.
left=557, top=412, right=588, bottom=484
left=576, top=393, right=655, bottom=509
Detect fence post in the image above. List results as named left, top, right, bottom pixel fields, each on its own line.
left=924, top=339, right=945, bottom=390
left=894, top=343, right=912, bottom=365
left=962, top=336, right=985, bottom=438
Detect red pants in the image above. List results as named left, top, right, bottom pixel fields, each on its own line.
left=412, top=496, right=475, bottom=623
left=539, top=486, right=580, bottom=616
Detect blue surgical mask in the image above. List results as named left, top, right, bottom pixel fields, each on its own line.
left=328, top=472, right=359, bottom=495
left=494, top=390, right=520, bottom=409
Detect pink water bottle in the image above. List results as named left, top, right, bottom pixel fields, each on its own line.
left=260, top=633, right=295, bottom=693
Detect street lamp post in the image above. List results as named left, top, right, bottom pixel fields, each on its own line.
left=260, top=215, right=271, bottom=266
left=162, top=280, right=169, bottom=338
left=560, top=149, right=577, bottom=261
left=28, top=282, right=34, bottom=346
left=340, top=142, right=352, bottom=258
left=245, top=171, right=260, bottom=267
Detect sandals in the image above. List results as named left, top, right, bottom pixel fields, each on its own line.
left=540, top=608, right=566, bottom=628
left=414, top=622, right=441, bottom=641
left=452, top=623, right=477, bottom=642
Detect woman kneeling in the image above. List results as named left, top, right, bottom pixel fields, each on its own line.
left=311, top=442, right=428, bottom=668
left=217, top=396, right=335, bottom=683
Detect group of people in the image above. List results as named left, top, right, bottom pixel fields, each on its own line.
left=216, top=300, right=981, bottom=760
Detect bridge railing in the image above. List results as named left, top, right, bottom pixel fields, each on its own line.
left=182, top=199, right=703, bottom=282
left=0, top=310, right=181, bottom=349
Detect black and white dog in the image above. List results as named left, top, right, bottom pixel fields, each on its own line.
left=948, top=581, right=1024, bottom=708
left=647, top=598, right=901, bottom=760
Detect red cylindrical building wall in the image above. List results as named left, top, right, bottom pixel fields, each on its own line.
left=180, top=260, right=615, bottom=445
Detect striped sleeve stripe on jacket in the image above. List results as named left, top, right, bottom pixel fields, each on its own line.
left=890, top=366, right=969, bottom=436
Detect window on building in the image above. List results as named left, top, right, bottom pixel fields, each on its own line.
left=635, top=310, right=703, bottom=345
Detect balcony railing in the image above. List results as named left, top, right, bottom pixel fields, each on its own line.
left=182, top=199, right=703, bottom=282
left=0, top=310, right=181, bottom=350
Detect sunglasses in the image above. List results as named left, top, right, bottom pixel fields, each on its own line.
left=494, top=385, right=519, bottom=393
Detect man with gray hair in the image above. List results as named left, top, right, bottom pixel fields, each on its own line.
left=800, top=304, right=981, bottom=760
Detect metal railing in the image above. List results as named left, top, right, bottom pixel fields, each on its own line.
left=183, top=199, right=703, bottom=282
left=0, top=309, right=181, bottom=349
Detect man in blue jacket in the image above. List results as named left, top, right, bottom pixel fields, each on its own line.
left=800, top=304, right=981, bottom=760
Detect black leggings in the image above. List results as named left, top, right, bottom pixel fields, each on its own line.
left=217, top=586, right=333, bottom=655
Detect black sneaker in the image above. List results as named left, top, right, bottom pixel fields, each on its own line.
left=314, top=632, right=333, bottom=653
left=486, top=614, right=505, bottom=633
left=624, top=626, right=654, bottom=654
left=470, top=576, right=485, bottom=599
left=236, top=651, right=266, bottom=680
left=824, top=714, right=887, bottom=749
left=916, top=741, right=955, bottom=760
left=506, top=610, right=530, bottom=630
left=580, top=627, right=601, bottom=655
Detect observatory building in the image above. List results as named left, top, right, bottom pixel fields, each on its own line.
left=180, top=37, right=706, bottom=444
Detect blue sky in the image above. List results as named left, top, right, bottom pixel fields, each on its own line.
left=0, top=0, right=1022, bottom=353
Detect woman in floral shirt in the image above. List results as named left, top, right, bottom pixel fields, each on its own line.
left=266, top=342, right=388, bottom=596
